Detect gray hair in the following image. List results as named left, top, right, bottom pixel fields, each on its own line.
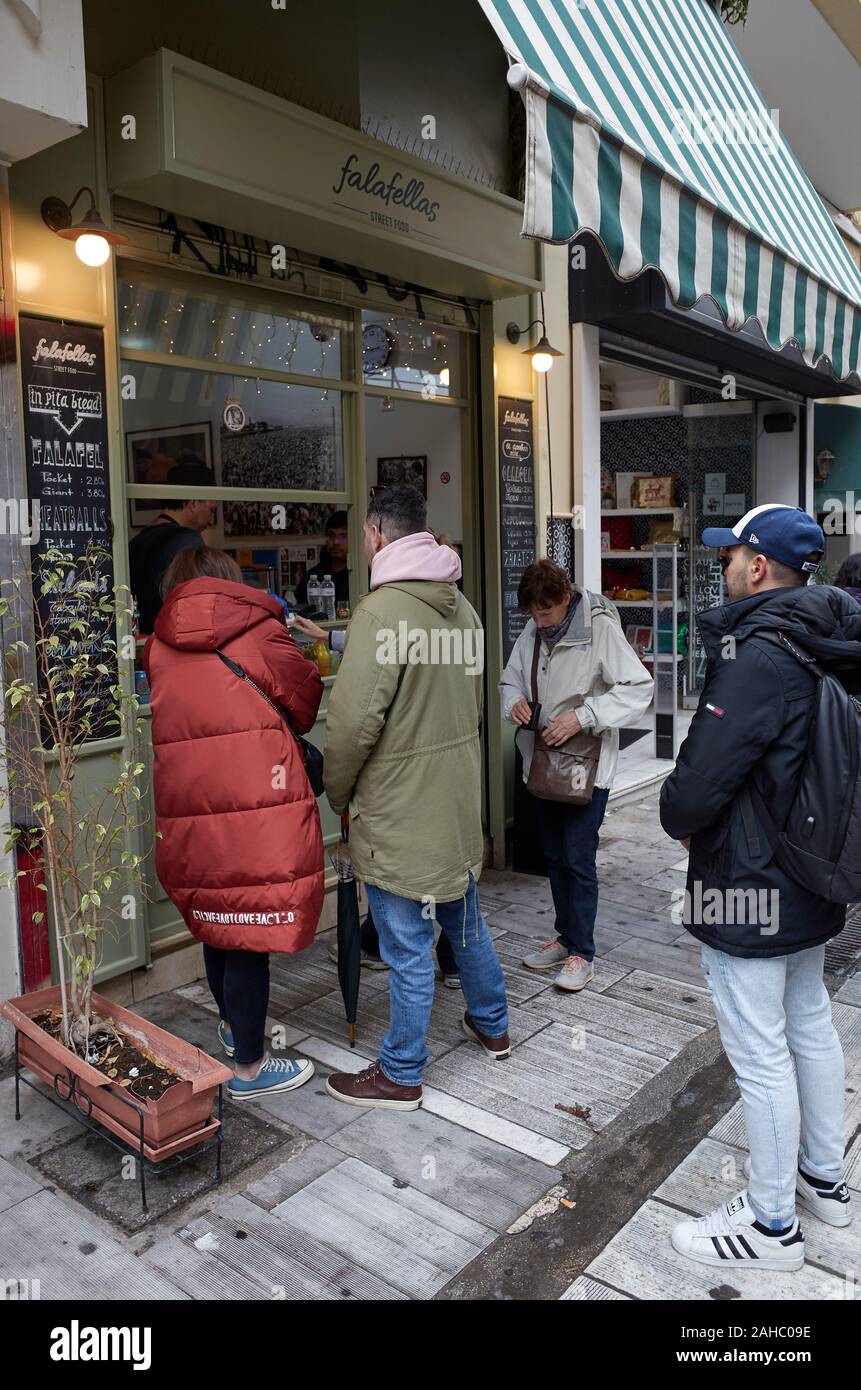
left=367, top=484, right=427, bottom=540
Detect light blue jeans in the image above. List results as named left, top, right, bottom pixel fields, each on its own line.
left=701, top=943, right=845, bottom=1229
left=366, top=872, right=509, bottom=1086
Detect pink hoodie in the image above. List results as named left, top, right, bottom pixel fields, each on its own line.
left=370, top=531, right=462, bottom=590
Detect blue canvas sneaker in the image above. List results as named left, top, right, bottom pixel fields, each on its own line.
left=228, top=1055, right=315, bottom=1101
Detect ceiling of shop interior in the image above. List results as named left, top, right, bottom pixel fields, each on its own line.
left=82, top=0, right=512, bottom=194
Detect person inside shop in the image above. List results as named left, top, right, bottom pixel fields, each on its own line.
left=293, top=509, right=350, bottom=608
left=500, top=558, right=654, bottom=992
left=128, top=460, right=216, bottom=634
left=144, top=544, right=324, bottom=1101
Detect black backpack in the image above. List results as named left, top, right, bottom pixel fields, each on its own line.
left=744, top=630, right=861, bottom=903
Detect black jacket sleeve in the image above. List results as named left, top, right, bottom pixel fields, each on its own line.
left=659, top=641, right=787, bottom=840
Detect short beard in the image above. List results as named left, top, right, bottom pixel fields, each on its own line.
left=725, top=572, right=753, bottom=601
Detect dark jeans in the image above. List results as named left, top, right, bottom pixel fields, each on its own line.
left=362, top=907, right=458, bottom=976
left=536, top=788, right=610, bottom=961
left=203, top=944, right=270, bottom=1065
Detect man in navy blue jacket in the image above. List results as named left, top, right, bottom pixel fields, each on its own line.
left=660, top=505, right=861, bottom=1272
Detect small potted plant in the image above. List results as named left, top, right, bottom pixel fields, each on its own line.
left=0, top=546, right=230, bottom=1161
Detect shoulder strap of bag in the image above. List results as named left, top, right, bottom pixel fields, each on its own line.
left=530, top=631, right=542, bottom=703
left=214, top=649, right=325, bottom=798
left=751, top=628, right=826, bottom=680
left=738, top=629, right=824, bottom=859
left=215, top=648, right=296, bottom=734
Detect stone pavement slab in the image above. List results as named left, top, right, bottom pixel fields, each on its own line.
left=171, top=1192, right=407, bottom=1300
left=272, top=1157, right=495, bottom=1298
left=561, top=1275, right=633, bottom=1300
left=835, top=975, right=861, bottom=1008
left=602, top=937, right=706, bottom=987
left=604, top=970, right=714, bottom=1027
left=0, top=1153, right=42, bottom=1211
left=0, top=1188, right=187, bottom=1300
left=321, top=1105, right=557, bottom=1233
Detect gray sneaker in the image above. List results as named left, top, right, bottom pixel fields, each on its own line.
left=327, top=939, right=389, bottom=971
left=522, top=939, right=568, bottom=970
left=554, top=955, right=595, bottom=992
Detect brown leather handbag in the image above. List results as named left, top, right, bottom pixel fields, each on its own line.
left=521, top=633, right=602, bottom=806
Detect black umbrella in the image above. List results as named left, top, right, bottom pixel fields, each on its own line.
left=330, top=815, right=361, bottom=1046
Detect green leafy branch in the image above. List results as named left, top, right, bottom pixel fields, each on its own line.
left=0, top=546, right=151, bottom=1054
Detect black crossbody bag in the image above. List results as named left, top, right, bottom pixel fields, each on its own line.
left=215, top=649, right=325, bottom=797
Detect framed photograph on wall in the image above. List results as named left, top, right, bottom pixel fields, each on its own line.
left=376, top=455, right=427, bottom=497
left=126, top=422, right=214, bottom=528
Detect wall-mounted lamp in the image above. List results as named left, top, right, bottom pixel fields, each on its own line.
left=41, top=186, right=128, bottom=267
left=815, top=449, right=835, bottom=483
left=506, top=318, right=564, bottom=373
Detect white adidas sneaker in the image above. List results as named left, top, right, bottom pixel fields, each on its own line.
left=742, top=1155, right=852, bottom=1229
left=795, top=1168, right=852, bottom=1228
left=671, top=1191, right=805, bottom=1271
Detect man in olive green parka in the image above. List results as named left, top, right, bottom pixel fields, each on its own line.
left=324, top=486, right=510, bottom=1110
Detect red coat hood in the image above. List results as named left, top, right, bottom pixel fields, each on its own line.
left=153, top=578, right=286, bottom=651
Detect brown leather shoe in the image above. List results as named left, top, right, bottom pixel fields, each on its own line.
left=325, top=1059, right=422, bottom=1110
left=462, top=1011, right=511, bottom=1059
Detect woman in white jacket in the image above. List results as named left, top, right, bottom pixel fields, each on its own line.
left=499, top=560, right=653, bottom=991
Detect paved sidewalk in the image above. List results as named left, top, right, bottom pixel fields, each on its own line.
left=563, top=969, right=861, bottom=1302
left=0, top=790, right=856, bottom=1300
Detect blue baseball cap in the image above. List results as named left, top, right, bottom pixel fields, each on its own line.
left=701, top=504, right=824, bottom=574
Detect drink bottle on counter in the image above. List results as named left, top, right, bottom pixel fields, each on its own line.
left=313, top=639, right=331, bottom=677
left=321, top=574, right=336, bottom=621
left=306, top=573, right=322, bottom=615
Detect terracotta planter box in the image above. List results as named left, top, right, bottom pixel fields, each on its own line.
left=1, top=985, right=233, bottom=1163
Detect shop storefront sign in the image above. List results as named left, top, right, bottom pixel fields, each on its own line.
left=498, top=396, right=536, bottom=664
left=19, top=315, right=116, bottom=740
left=332, top=152, right=441, bottom=236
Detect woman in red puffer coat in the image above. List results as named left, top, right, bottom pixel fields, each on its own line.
left=144, top=546, right=324, bottom=1101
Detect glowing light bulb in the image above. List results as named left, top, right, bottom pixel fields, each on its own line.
left=75, top=234, right=110, bottom=267
left=531, top=350, right=554, bottom=373
left=439, top=367, right=450, bottom=387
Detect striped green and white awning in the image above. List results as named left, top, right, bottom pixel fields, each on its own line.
left=478, top=0, right=861, bottom=383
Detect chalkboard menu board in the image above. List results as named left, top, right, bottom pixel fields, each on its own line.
left=20, top=315, right=116, bottom=740
left=498, top=396, right=536, bottom=664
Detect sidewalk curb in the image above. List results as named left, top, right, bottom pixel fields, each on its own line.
left=434, top=1026, right=736, bottom=1301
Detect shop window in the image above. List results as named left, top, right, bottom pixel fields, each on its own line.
left=361, top=310, right=460, bottom=398
left=118, top=274, right=352, bottom=381
left=122, top=361, right=345, bottom=531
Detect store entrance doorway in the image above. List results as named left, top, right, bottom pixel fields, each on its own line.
left=364, top=394, right=466, bottom=570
